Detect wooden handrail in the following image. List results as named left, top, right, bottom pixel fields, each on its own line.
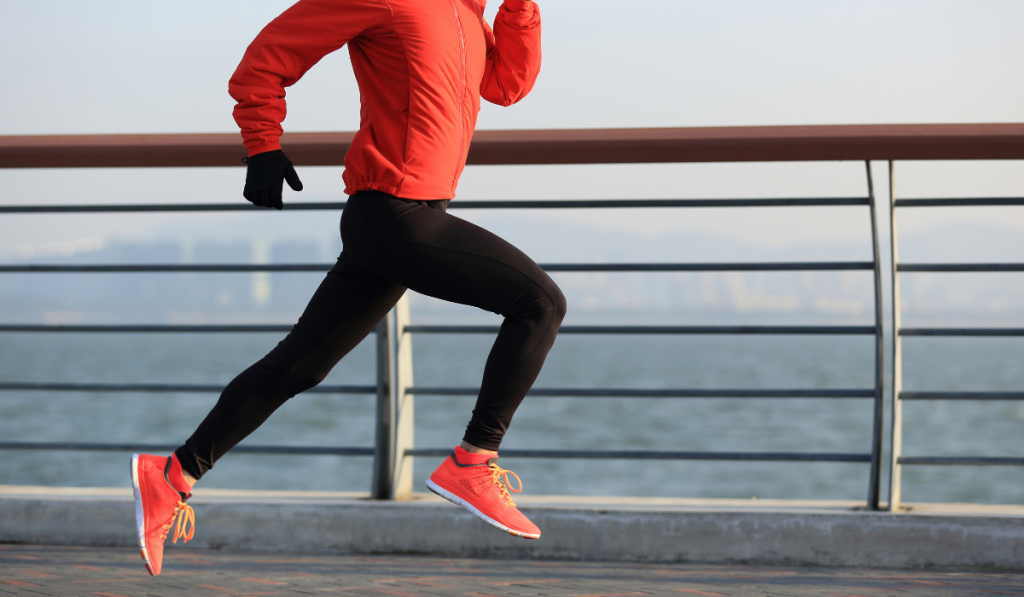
left=1, top=123, right=1023, bottom=168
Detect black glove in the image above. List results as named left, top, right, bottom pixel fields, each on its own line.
left=242, top=149, right=303, bottom=210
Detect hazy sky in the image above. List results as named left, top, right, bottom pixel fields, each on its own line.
left=2, top=0, right=1023, bottom=257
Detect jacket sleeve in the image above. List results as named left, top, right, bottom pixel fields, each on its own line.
left=229, top=0, right=389, bottom=156
left=480, top=0, right=542, bottom=107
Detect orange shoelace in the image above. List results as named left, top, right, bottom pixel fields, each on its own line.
left=488, top=463, right=523, bottom=507
left=158, top=502, right=196, bottom=544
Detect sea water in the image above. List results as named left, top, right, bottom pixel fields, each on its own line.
left=2, top=318, right=1022, bottom=505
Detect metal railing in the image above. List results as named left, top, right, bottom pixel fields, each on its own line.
left=3, top=124, right=1024, bottom=509
left=395, top=185, right=886, bottom=511
left=888, top=163, right=1024, bottom=510
left=0, top=193, right=886, bottom=504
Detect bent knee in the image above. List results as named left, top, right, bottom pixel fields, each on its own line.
left=503, top=275, right=567, bottom=327
left=529, top=279, right=567, bottom=327
left=548, top=282, right=567, bottom=326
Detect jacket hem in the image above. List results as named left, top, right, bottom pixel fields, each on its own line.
left=344, top=183, right=454, bottom=201
left=246, top=140, right=283, bottom=157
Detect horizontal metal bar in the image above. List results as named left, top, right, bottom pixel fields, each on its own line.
left=460, top=198, right=868, bottom=207
left=0, top=262, right=876, bottom=274
left=0, top=382, right=375, bottom=394
left=406, top=324, right=877, bottom=335
left=457, top=198, right=871, bottom=208
left=408, top=387, right=875, bottom=398
left=0, top=202, right=345, bottom=214
left=2, top=383, right=873, bottom=399
left=406, top=448, right=871, bottom=462
left=898, top=263, right=1024, bottom=272
left=0, top=264, right=332, bottom=273
left=0, top=198, right=870, bottom=214
left=0, top=323, right=876, bottom=336
left=895, top=197, right=1024, bottom=207
left=898, top=456, right=1024, bottom=466
left=544, top=262, right=874, bottom=272
left=901, top=328, right=1024, bottom=337
left=0, top=324, right=296, bottom=333
left=900, top=391, right=1024, bottom=400
left=0, top=441, right=374, bottom=456
left=1, top=441, right=868, bottom=462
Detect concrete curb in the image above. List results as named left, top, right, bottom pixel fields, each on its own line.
left=2, top=486, right=1023, bottom=570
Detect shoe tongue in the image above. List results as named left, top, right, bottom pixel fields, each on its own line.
left=454, top=446, right=494, bottom=466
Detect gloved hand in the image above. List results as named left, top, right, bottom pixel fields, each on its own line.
left=242, top=149, right=303, bottom=210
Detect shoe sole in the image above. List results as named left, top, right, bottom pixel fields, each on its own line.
left=130, top=454, right=156, bottom=576
left=425, top=478, right=540, bottom=539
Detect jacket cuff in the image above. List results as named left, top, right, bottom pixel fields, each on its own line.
left=501, top=0, right=535, bottom=14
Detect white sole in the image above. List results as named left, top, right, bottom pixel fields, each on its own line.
left=130, top=454, right=155, bottom=575
left=425, top=478, right=540, bottom=539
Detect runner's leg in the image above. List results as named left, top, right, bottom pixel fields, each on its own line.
left=341, top=192, right=567, bottom=451
left=174, top=252, right=405, bottom=481
left=175, top=190, right=565, bottom=479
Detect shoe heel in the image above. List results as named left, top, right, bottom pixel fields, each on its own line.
left=130, top=454, right=151, bottom=573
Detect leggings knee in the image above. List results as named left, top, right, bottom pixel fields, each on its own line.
left=511, top=279, right=566, bottom=329
left=548, top=283, right=568, bottom=326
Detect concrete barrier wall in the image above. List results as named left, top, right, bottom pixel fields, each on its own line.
left=2, top=487, right=1022, bottom=570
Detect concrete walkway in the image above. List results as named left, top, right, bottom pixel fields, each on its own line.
left=2, top=544, right=1023, bottom=597
left=3, top=486, right=1024, bottom=572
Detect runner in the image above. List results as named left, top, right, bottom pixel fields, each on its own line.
left=130, top=0, right=560, bottom=577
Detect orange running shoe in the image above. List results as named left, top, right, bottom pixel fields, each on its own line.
left=426, top=446, right=540, bottom=539
left=130, top=453, right=195, bottom=576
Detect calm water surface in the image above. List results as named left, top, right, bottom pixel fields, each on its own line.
left=1, top=328, right=1022, bottom=504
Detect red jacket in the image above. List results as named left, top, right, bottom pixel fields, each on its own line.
left=229, top=0, right=541, bottom=200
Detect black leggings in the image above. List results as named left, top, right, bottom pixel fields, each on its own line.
left=175, top=191, right=567, bottom=480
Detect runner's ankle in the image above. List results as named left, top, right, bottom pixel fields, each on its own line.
left=459, top=440, right=498, bottom=456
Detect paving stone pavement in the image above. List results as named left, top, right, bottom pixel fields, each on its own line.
left=1, top=544, right=1022, bottom=597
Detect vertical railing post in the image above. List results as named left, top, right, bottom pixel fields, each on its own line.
left=370, top=294, right=415, bottom=500
left=888, top=160, right=905, bottom=511
left=371, top=312, right=396, bottom=499
left=865, top=161, right=886, bottom=510
left=391, top=294, right=416, bottom=500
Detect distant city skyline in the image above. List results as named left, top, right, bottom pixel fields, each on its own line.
left=7, top=215, right=1024, bottom=328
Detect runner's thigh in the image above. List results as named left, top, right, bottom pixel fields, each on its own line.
left=341, top=194, right=560, bottom=317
